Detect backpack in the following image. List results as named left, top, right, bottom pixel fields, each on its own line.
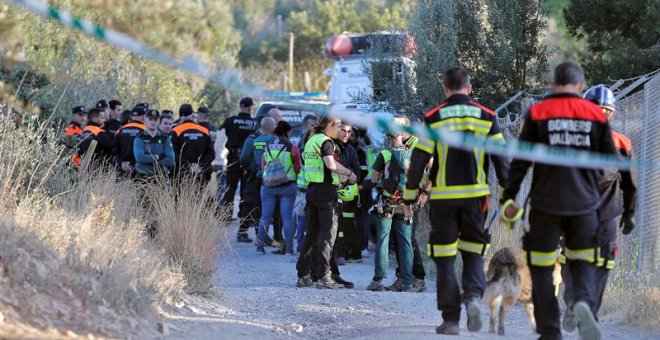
left=263, top=143, right=292, bottom=187
left=381, top=148, right=411, bottom=199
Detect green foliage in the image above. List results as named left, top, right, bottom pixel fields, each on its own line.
left=368, top=0, right=549, bottom=116
left=564, top=0, right=660, bottom=83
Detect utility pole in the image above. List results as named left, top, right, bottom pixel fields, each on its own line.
left=277, top=15, right=283, bottom=39
left=289, top=32, right=294, bottom=91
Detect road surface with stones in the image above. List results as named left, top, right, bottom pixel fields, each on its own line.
left=165, top=227, right=658, bottom=339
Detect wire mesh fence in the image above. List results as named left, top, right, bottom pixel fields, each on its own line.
left=487, top=73, right=660, bottom=285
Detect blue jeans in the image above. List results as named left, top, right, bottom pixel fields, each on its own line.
left=258, top=183, right=296, bottom=252
left=374, top=214, right=413, bottom=285
left=296, top=214, right=306, bottom=252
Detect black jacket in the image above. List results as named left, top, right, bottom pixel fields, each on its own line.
left=221, top=112, right=256, bottom=159
left=103, top=119, right=122, bottom=137
left=597, top=131, right=637, bottom=221
left=113, top=121, right=145, bottom=166
left=503, top=93, right=617, bottom=216
left=78, top=122, right=113, bottom=163
left=171, top=120, right=215, bottom=176
left=405, top=94, right=509, bottom=205
left=337, top=142, right=362, bottom=179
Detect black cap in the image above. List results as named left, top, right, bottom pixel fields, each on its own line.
left=146, top=109, right=160, bottom=119
left=179, top=103, right=194, bottom=117
left=96, top=100, right=109, bottom=109
left=239, top=97, right=255, bottom=108
left=132, top=105, right=147, bottom=116
left=71, top=105, right=86, bottom=115
left=197, top=106, right=210, bottom=115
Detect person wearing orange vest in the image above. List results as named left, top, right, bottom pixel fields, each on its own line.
left=113, top=105, right=147, bottom=176
left=77, top=108, right=113, bottom=165
left=171, top=104, right=215, bottom=183
left=64, top=105, right=86, bottom=166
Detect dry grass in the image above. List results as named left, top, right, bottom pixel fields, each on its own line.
left=0, top=117, right=228, bottom=337
left=148, top=175, right=232, bottom=294
left=600, top=277, right=660, bottom=331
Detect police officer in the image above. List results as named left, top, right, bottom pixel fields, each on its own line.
left=78, top=108, right=113, bottom=165
left=105, top=100, right=123, bottom=135
left=65, top=105, right=85, bottom=137
left=196, top=106, right=217, bottom=140
left=114, top=104, right=147, bottom=176
left=561, top=85, right=638, bottom=332
left=171, top=104, right=215, bottom=184
left=500, top=62, right=616, bottom=340
left=64, top=105, right=86, bottom=167
left=220, top=97, right=257, bottom=214
left=295, top=116, right=357, bottom=289
left=133, top=109, right=175, bottom=178
left=404, top=67, right=509, bottom=335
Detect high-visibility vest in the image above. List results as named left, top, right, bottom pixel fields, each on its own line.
left=297, top=168, right=308, bottom=189
left=364, top=145, right=377, bottom=180
left=263, top=140, right=296, bottom=182
left=303, top=133, right=339, bottom=186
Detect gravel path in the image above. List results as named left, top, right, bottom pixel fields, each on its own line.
left=166, top=228, right=659, bottom=339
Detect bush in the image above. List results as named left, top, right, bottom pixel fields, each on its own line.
left=0, top=116, right=228, bottom=336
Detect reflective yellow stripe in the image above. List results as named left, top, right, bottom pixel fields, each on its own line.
left=523, top=250, right=558, bottom=267
left=606, top=259, right=615, bottom=270
left=342, top=212, right=355, bottom=218
left=415, top=136, right=434, bottom=154
left=596, top=257, right=605, bottom=267
left=559, top=253, right=567, bottom=264
left=430, top=117, right=492, bottom=135
left=427, top=242, right=458, bottom=257
left=438, top=144, right=448, bottom=187
left=403, top=188, right=417, bottom=201
left=457, top=239, right=490, bottom=255
left=488, top=133, right=505, bottom=143
left=430, top=184, right=490, bottom=199
left=565, top=248, right=596, bottom=263
left=338, top=232, right=344, bottom=238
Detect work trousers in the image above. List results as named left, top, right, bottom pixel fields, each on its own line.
left=427, top=199, right=489, bottom=323
left=296, top=195, right=339, bottom=281
left=525, top=209, right=599, bottom=339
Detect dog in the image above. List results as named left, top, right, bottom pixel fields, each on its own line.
left=483, top=247, right=562, bottom=335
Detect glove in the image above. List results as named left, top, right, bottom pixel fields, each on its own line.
left=499, top=199, right=524, bottom=232
left=620, top=214, right=636, bottom=235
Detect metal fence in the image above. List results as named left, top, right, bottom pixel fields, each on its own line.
left=488, top=73, right=660, bottom=284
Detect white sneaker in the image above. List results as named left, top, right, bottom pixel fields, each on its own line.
left=362, top=249, right=370, bottom=258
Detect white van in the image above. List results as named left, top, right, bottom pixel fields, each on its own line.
left=324, top=32, right=416, bottom=104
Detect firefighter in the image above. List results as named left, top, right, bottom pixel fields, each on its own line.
left=64, top=105, right=86, bottom=167
left=77, top=108, right=113, bottom=165
left=219, top=97, right=257, bottom=220
left=171, top=104, right=215, bottom=184
left=113, top=104, right=147, bottom=176
left=500, top=62, right=617, bottom=340
left=561, top=85, right=638, bottom=332
left=296, top=116, right=357, bottom=289
left=404, top=67, right=509, bottom=335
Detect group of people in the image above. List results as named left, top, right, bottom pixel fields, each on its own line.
left=64, top=100, right=217, bottom=183
left=62, top=60, right=636, bottom=340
